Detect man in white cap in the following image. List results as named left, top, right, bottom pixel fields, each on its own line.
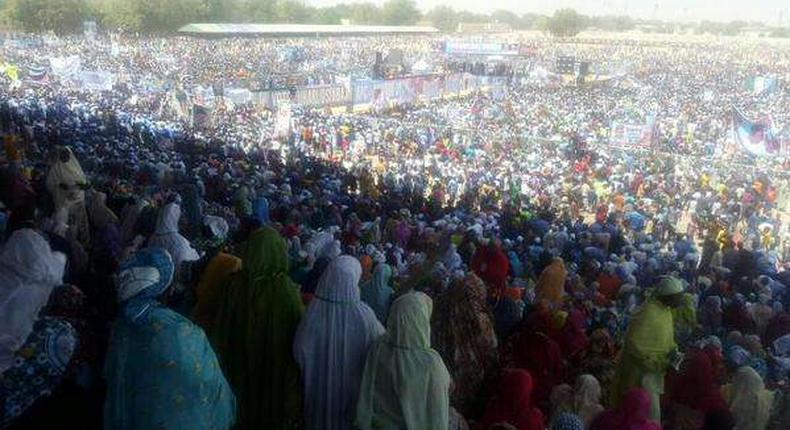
left=612, top=276, right=685, bottom=422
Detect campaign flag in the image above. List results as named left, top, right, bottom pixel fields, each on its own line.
left=192, top=105, right=211, bottom=129
left=732, top=106, right=780, bottom=156
left=27, top=65, right=48, bottom=81
left=746, top=76, right=777, bottom=95
left=4, top=64, right=20, bottom=81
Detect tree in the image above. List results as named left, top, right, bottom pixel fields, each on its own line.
left=100, top=0, right=143, bottom=31
left=426, top=5, right=457, bottom=32
left=381, top=0, right=419, bottom=26
left=7, top=0, right=90, bottom=33
left=135, top=0, right=206, bottom=32
left=491, top=9, right=519, bottom=29
left=520, top=13, right=544, bottom=30
left=275, top=1, right=312, bottom=23
left=349, top=2, right=381, bottom=25
left=547, top=8, right=586, bottom=37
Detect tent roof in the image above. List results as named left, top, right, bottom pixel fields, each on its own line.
left=178, top=23, right=439, bottom=36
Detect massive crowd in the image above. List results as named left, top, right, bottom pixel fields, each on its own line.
left=0, top=31, right=789, bottom=430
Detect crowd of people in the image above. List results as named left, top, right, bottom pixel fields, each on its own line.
left=0, top=30, right=789, bottom=430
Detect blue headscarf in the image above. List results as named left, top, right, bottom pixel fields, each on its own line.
left=253, top=195, right=270, bottom=225
left=509, top=250, right=525, bottom=278
left=361, top=263, right=395, bottom=324
left=117, top=247, right=174, bottom=324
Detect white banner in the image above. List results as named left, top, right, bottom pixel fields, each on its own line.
left=49, top=55, right=81, bottom=79
left=225, top=88, right=252, bottom=105
left=79, top=70, right=116, bottom=91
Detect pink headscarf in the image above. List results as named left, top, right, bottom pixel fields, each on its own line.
left=589, top=388, right=661, bottom=430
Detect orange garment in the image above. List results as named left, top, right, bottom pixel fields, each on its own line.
left=359, top=254, right=374, bottom=283
left=535, top=259, right=567, bottom=306
left=614, top=194, right=626, bottom=211
left=3, top=135, right=21, bottom=161
left=192, top=252, right=242, bottom=332
left=596, top=273, right=622, bottom=301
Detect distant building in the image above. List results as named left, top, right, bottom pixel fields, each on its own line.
left=178, top=23, right=439, bottom=38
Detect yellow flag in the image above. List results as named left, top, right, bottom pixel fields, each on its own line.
left=6, top=64, right=19, bottom=81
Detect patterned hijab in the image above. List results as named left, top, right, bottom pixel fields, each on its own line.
left=432, top=273, right=495, bottom=373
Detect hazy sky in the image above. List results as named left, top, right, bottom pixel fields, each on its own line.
left=306, top=0, right=789, bottom=25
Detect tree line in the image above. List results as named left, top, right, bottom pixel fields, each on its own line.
left=0, top=1, right=638, bottom=35
left=0, top=1, right=786, bottom=37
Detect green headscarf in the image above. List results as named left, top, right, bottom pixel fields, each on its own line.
left=211, top=227, right=304, bottom=430
left=356, top=292, right=451, bottom=430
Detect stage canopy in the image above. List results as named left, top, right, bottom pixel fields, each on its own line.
left=178, top=23, right=439, bottom=37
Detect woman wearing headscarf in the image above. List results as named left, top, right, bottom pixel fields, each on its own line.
left=724, top=366, right=775, bottom=430
left=589, top=388, right=661, bottom=430
left=0, top=229, right=78, bottom=427
left=506, top=301, right=564, bottom=410
left=471, top=239, right=510, bottom=297
left=356, top=292, right=451, bottom=430
left=103, top=247, right=235, bottom=430
left=550, top=413, right=585, bottom=430
left=88, top=190, right=122, bottom=270
left=432, top=274, right=499, bottom=415
left=723, top=295, right=756, bottom=334
left=360, top=262, right=395, bottom=324
left=700, top=295, right=724, bottom=335
left=294, top=255, right=385, bottom=430
left=573, top=374, right=605, bottom=427
left=577, top=329, right=617, bottom=392
left=191, top=216, right=241, bottom=333
left=535, top=257, right=567, bottom=307
left=476, top=369, right=545, bottom=430
left=549, top=384, right=575, bottom=420
left=667, top=349, right=728, bottom=430
left=119, top=198, right=149, bottom=245
left=146, top=202, right=200, bottom=275
left=554, top=305, right=589, bottom=362
left=612, top=277, right=684, bottom=422
left=211, top=227, right=304, bottom=430
left=46, top=146, right=89, bottom=244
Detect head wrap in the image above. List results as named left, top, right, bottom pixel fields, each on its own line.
left=117, top=247, right=174, bottom=324
left=655, top=276, right=684, bottom=296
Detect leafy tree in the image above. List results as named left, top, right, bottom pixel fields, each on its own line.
left=99, top=0, right=143, bottom=31
left=491, top=9, right=519, bottom=29
left=275, top=1, right=312, bottom=23
left=311, top=5, right=344, bottom=25
left=381, top=0, right=419, bottom=26
left=426, top=5, right=457, bottom=32
left=520, top=13, right=543, bottom=29
left=7, top=0, right=89, bottom=33
left=349, top=2, right=380, bottom=25
left=547, top=8, right=586, bottom=37
left=246, top=0, right=277, bottom=23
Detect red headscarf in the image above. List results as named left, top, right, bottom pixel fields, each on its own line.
left=554, top=306, right=589, bottom=360
left=590, top=388, right=661, bottom=430
left=471, top=242, right=510, bottom=297
left=670, top=349, right=727, bottom=413
left=476, top=369, right=545, bottom=430
left=509, top=329, right=564, bottom=409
